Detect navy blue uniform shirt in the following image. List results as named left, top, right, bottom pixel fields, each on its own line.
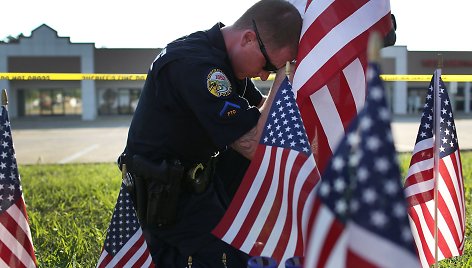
left=125, top=23, right=263, bottom=168
left=122, top=23, right=264, bottom=267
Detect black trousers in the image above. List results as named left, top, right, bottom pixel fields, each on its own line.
left=143, top=178, right=250, bottom=268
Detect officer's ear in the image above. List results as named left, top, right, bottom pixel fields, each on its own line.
left=241, top=29, right=257, bottom=48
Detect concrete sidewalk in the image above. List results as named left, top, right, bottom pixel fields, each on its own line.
left=9, top=115, right=472, bottom=165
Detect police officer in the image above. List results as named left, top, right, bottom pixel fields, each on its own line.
left=120, top=0, right=302, bottom=267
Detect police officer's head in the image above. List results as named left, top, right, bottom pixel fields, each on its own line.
left=226, top=0, right=302, bottom=80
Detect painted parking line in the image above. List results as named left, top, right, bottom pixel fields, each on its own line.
left=58, top=144, right=100, bottom=164
left=394, top=143, right=414, bottom=153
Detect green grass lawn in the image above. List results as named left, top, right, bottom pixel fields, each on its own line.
left=21, top=163, right=121, bottom=267
left=19, top=152, right=472, bottom=267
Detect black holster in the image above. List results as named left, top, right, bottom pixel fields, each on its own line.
left=120, top=154, right=184, bottom=228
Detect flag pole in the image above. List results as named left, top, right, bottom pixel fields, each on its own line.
left=222, top=253, right=227, bottom=268
left=285, top=61, right=291, bottom=78
left=122, top=163, right=127, bottom=180
left=433, top=53, right=443, bottom=268
left=367, top=31, right=382, bottom=63
left=2, top=89, right=7, bottom=106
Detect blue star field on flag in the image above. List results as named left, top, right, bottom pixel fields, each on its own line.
left=103, top=183, right=140, bottom=255
left=415, top=75, right=458, bottom=157
left=261, top=77, right=311, bottom=155
left=0, top=106, right=22, bottom=214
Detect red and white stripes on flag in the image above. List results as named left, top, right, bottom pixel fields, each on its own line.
left=306, top=201, right=421, bottom=268
left=406, top=150, right=465, bottom=267
left=305, top=63, right=421, bottom=268
left=0, top=105, right=37, bottom=268
left=404, top=71, right=465, bottom=267
left=0, top=199, right=37, bottom=268
left=291, top=0, right=392, bottom=172
left=212, top=78, right=321, bottom=265
left=96, top=183, right=155, bottom=268
left=96, top=228, right=154, bottom=268
left=213, top=147, right=320, bottom=262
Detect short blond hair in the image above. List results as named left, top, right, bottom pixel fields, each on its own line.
left=234, top=0, right=302, bottom=52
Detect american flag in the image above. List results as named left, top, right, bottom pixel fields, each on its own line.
left=305, top=63, right=420, bottom=268
left=96, top=183, right=155, bottom=268
left=212, top=77, right=321, bottom=265
left=291, top=0, right=392, bottom=173
left=404, top=71, right=465, bottom=267
left=0, top=105, right=37, bottom=268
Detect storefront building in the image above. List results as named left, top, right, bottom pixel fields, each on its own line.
left=1, top=24, right=470, bottom=120
left=380, top=47, right=472, bottom=116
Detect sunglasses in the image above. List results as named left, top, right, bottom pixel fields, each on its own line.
left=252, top=19, right=278, bottom=72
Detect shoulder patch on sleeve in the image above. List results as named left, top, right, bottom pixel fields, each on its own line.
left=207, top=69, right=232, bottom=97
left=219, top=101, right=241, bottom=118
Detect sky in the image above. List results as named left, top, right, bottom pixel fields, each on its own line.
left=1, top=0, right=471, bottom=51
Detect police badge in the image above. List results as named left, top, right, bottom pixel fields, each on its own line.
left=207, top=69, right=232, bottom=97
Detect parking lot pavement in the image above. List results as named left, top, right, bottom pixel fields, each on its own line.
left=11, top=116, right=132, bottom=165
left=9, top=115, right=472, bottom=165
left=391, top=115, right=472, bottom=153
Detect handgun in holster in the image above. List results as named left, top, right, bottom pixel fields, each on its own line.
left=119, top=154, right=184, bottom=228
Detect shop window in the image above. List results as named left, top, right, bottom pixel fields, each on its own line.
left=407, top=87, right=428, bottom=114
left=19, top=88, right=81, bottom=116
left=98, top=88, right=141, bottom=115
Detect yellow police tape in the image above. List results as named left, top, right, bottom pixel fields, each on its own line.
left=381, top=75, right=472, bottom=82
left=0, top=73, right=147, bottom=81
left=265, top=74, right=472, bottom=82
left=0, top=73, right=472, bottom=82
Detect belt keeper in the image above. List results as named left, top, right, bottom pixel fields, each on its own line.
left=188, top=163, right=204, bottom=180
